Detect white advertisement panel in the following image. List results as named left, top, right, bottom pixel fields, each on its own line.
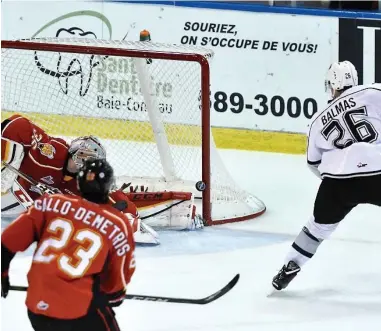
left=1, top=1, right=339, bottom=133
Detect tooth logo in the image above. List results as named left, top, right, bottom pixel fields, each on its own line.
left=31, top=11, right=113, bottom=97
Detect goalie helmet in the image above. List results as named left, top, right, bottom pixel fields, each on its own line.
left=77, top=159, right=114, bottom=203
left=68, top=136, right=106, bottom=169
left=325, top=60, right=358, bottom=99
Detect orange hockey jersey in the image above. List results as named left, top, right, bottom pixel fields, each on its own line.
left=2, top=114, right=73, bottom=199
left=1, top=114, right=139, bottom=218
left=1, top=194, right=136, bottom=319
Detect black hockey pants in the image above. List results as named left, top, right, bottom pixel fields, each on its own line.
left=28, top=306, right=121, bottom=331
left=313, top=174, right=381, bottom=224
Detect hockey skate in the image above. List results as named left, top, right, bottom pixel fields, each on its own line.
left=272, top=261, right=300, bottom=290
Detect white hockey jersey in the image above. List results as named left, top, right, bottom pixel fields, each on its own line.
left=307, top=83, right=381, bottom=179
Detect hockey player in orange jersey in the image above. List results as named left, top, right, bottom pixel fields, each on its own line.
left=1, top=159, right=135, bottom=331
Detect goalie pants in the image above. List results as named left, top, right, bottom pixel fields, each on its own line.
left=313, top=174, right=381, bottom=225
left=28, top=306, right=121, bottom=331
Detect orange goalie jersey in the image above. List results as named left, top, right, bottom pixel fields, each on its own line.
left=1, top=114, right=74, bottom=199
left=1, top=114, right=139, bottom=217
left=1, top=193, right=136, bottom=319
left=2, top=114, right=199, bottom=234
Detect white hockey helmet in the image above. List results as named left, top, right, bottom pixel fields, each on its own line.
left=68, top=136, right=106, bottom=168
left=325, top=60, right=358, bottom=99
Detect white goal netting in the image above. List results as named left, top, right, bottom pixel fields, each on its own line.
left=1, top=38, right=266, bottom=224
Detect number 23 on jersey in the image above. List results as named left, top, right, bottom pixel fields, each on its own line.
left=34, top=218, right=103, bottom=278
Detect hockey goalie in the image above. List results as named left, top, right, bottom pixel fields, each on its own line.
left=1, top=115, right=204, bottom=245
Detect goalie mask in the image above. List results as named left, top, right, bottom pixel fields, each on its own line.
left=325, top=60, right=358, bottom=100
left=68, top=136, right=106, bottom=169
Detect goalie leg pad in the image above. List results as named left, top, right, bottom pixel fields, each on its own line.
left=130, top=191, right=201, bottom=230
left=124, top=213, right=160, bottom=245
left=1, top=138, right=24, bottom=193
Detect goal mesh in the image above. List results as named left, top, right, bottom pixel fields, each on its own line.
left=1, top=38, right=266, bottom=225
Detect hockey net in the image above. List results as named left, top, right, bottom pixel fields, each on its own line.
left=1, top=38, right=266, bottom=225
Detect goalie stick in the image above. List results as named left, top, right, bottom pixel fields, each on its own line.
left=9, top=274, right=239, bottom=305
left=2, top=161, right=73, bottom=196
left=2, top=162, right=194, bottom=221
left=1, top=162, right=157, bottom=235
left=2, top=162, right=201, bottom=237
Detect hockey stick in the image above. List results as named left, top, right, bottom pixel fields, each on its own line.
left=3, top=163, right=189, bottom=222
left=2, top=163, right=199, bottom=239
left=9, top=274, right=239, bottom=305
left=2, top=162, right=132, bottom=212
left=1, top=202, right=20, bottom=212
left=2, top=163, right=157, bottom=239
left=140, top=199, right=186, bottom=220
left=2, top=162, right=72, bottom=196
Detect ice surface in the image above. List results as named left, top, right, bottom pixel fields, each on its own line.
left=1, top=150, right=380, bottom=331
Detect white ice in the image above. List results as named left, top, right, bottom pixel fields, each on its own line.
left=1, top=150, right=380, bottom=331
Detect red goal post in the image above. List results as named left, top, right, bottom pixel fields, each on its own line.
left=1, top=38, right=266, bottom=225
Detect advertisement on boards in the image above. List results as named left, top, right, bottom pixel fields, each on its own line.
left=0, top=1, right=345, bottom=134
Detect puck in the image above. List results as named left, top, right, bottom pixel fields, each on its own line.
left=195, top=181, right=206, bottom=192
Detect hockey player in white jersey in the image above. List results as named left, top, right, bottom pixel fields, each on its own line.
left=272, top=60, right=381, bottom=290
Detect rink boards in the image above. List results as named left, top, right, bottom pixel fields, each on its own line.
left=1, top=111, right=306, bottom=154
left=2, top=2, right=379, bottom=154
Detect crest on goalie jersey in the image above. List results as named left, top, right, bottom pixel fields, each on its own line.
left=30, top=129, right=55, bottom=159
left=37, top=143, right=56, bottom=159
